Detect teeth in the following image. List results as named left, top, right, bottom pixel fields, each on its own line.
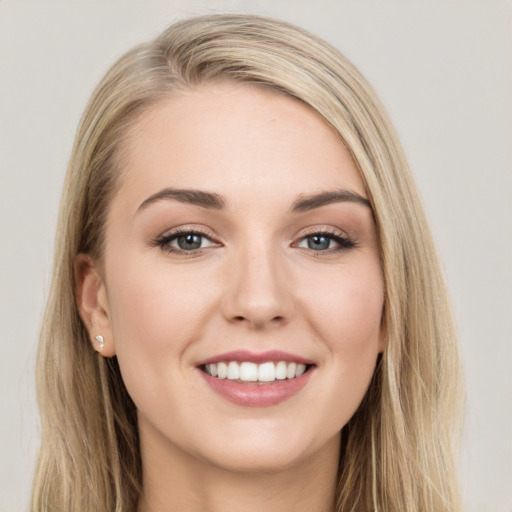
left=227, top=361, right=239, bottom=380
left=258, top=362, right=275, bottom=382
left=286, top=362, right=297, bottom=379
left=296, top=364, right=306, bottom=377
left=239, top=362, right=258, bottom=382
left=275, top=361, right=287, bottom=380
left=204, top=361, right=309, bottom=382
left=217, top=362, right=227, bottom=379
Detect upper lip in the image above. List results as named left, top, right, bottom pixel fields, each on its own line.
left=196, top=350, right=314, bottom=366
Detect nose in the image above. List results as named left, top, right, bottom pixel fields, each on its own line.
left=221, top=242, right=294, bottom=330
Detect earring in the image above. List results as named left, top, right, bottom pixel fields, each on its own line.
left=95, top=335, right=104, bottom=351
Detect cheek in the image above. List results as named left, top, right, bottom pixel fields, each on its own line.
left=104, top=256, right=216, bottom=420
left=106, top=255, right=210, bottom=349
left=306, top=268, right=383, bottom=428
left=300, top=263, right=384, bottom=352
left=104, top=257, right=215, bottom=405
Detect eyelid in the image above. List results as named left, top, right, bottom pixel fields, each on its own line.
left=291, top=226, right=357, bottom=252
left=293, top=225, right=351, bottom=242
left=151, top=225, right=222, bottom=255
left=159, top=225, right=218, bottom=241
left=151, top=224, right=356, bottom=256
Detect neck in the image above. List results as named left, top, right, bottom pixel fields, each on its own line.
left=137, top=425, right=340, bottom=512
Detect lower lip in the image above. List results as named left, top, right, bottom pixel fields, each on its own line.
left=198, top=368, right=314, bottom=407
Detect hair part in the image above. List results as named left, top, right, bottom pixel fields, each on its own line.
left=32, top=13, right=463, bottom=512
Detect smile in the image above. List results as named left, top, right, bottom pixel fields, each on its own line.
left=202, top=361, right=308, bottom=382
left=197, top=350, right=315, bottom=407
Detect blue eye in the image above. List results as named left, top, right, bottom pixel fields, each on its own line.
left=296, top=231, right=355, bottom=252
left=302, top=235, right=332, bottom=250
left=175, top=233, right=207, bottom=250
left=153, top=228, right=355, bottom=256
left=155, top=230, right=216, bottom=253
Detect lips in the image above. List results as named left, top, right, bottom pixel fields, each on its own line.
left=196, top=350, right=315, bottom=407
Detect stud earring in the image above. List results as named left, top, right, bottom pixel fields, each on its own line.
left=95, top=335, right=104, bottom=351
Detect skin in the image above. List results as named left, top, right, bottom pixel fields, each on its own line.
left=77, top=82, right=385, bottom=512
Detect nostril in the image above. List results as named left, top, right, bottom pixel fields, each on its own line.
left=232, top=314, right=286, bottom=326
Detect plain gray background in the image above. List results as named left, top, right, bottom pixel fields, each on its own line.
left=1, top=1, right=511, bottom=510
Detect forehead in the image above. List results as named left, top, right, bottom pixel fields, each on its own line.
left=115, top=82, right=365, bottom=213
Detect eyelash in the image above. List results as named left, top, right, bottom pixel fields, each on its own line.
left=294, top=228, right=357, bottom=254
left=152, top=227, right=218, bottom=256
left=152, top=227, right=357, bottom=256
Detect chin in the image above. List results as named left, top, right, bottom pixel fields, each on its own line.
left=206, top=446, right=312, bottom=474
left=193, top=423, right=340, bottom=474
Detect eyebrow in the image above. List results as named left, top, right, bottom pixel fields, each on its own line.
left=290, top=189, right=371, bottom=212
left=136, top=187, right=371, bottom=214
left=137, top=188, right=226, bottom=213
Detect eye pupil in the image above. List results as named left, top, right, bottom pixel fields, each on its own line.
left=308, top=235, right=330, bottom=250
left=178, top=234, right=202, bottom=250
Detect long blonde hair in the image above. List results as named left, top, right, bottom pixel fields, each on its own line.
left=32, top=13, right=464, bottom=512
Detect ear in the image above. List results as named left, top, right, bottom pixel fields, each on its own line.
left=75, top=254, right=116, bottom=357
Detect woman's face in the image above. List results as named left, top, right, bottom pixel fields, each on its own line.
left=86, top=82, right=385, bottom=472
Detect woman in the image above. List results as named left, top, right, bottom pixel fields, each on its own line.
left=32, top=13, right=463, bottom=512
